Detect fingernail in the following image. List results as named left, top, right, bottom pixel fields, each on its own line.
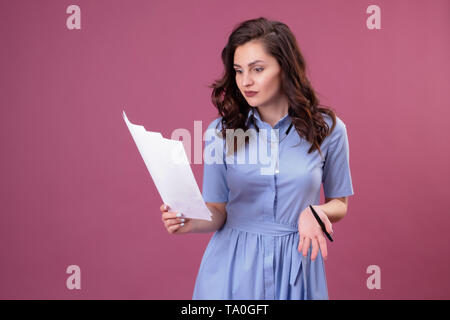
left=164, top=205, right=168, bottom=210
left=176, top=213, right=182, bottom=217
left=180, top=223, right=185, bottom=226
left=180, top=218, right=185, bottom=222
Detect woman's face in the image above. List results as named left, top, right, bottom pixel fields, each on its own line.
left=233, top=40, right=283, bottom=108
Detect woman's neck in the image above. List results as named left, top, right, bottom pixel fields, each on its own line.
left=256, top=96, right=289, bottom=128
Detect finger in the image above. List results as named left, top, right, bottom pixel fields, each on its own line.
left=298, top=235, right=304, bottom=252
left=302, top=237, right=311, bottom=257
left=167, top=223, right=182, bottom=234
left=160, top=204, right=170, bottom=212
left=162, top=211, right=184, bottom=221
left=168, top=220, right=187, bottom=233
left=311, top=237, right=320, bottom=260
left=317, top=235, right=328, bottom=260
left=164, top=219, right=178, bottom=228
left=166, top=217, right=188, bottom=227
left=325, top=220, right=333, bottom=235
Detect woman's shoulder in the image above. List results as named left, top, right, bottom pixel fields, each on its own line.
left=204, top=116, right=226, bottom=142
left=321, top=112, right=348, bottom=142
left=205, top=116, right=224, bottom=131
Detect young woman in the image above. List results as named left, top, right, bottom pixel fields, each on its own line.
left=160, top=17, right=354, bottom=300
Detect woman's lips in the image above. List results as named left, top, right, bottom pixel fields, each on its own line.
left=244, top=91, right=258, bottom=97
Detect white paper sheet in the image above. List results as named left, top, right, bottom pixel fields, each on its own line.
left=122, top=110, right=212, bottom=221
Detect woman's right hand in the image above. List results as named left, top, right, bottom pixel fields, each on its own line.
left=160, top=203, right=193, bottom=234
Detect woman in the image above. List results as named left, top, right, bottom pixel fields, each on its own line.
left=160, top=17, right=354, bottom=300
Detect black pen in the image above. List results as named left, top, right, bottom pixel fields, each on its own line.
left=309, top=205, right=334, bottom=242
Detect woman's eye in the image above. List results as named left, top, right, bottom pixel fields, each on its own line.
left=234, top=68, right=264, bottom=74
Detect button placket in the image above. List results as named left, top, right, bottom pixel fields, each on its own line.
left=269, top=128, right=280, bottom=176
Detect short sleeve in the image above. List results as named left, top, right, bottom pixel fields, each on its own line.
left=201, top=117, right=229, bottom=203
left=322, top=118, right=354, bottom=198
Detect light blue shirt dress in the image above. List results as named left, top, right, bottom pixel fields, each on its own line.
left=192, top=107, right=354, bottom=300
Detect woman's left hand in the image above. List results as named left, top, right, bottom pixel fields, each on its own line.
left=297, top=205, right=333, bottom=261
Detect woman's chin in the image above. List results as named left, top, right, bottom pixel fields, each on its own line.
left=246, top=100, right=259, bottom=107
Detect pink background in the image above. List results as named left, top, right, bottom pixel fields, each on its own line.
left=1, top=0, right=449, bottom=299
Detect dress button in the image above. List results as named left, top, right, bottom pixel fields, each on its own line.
left=275, top=169, right=279, bottom=174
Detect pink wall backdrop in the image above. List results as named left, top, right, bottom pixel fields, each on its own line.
left=1, top=0, right=449, bottom=300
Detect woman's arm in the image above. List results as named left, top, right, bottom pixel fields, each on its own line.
left=319, top=197, right=348, bottom=223
left=190, top=202, right=227, bottom=233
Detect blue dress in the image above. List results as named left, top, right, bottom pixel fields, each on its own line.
left=192, top=107, right=354, bottom=300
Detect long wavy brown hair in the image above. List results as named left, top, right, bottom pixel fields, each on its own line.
left=208, top=17, right=337, bottom=159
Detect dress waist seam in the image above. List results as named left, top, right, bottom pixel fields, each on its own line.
left=223, top=220, right=298, bottom=237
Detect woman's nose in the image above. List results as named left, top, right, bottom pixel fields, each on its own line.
left=241, top=72, right=253, bottom=86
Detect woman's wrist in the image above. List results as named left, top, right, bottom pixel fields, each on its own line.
left=318, top=199, right=347, bottom=223
left=190, top=218, right=223, bottom=233
left=190, top=206, right=226, bottom=233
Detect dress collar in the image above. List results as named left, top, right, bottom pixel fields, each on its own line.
left=245, top=107, right=292, bottom=132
